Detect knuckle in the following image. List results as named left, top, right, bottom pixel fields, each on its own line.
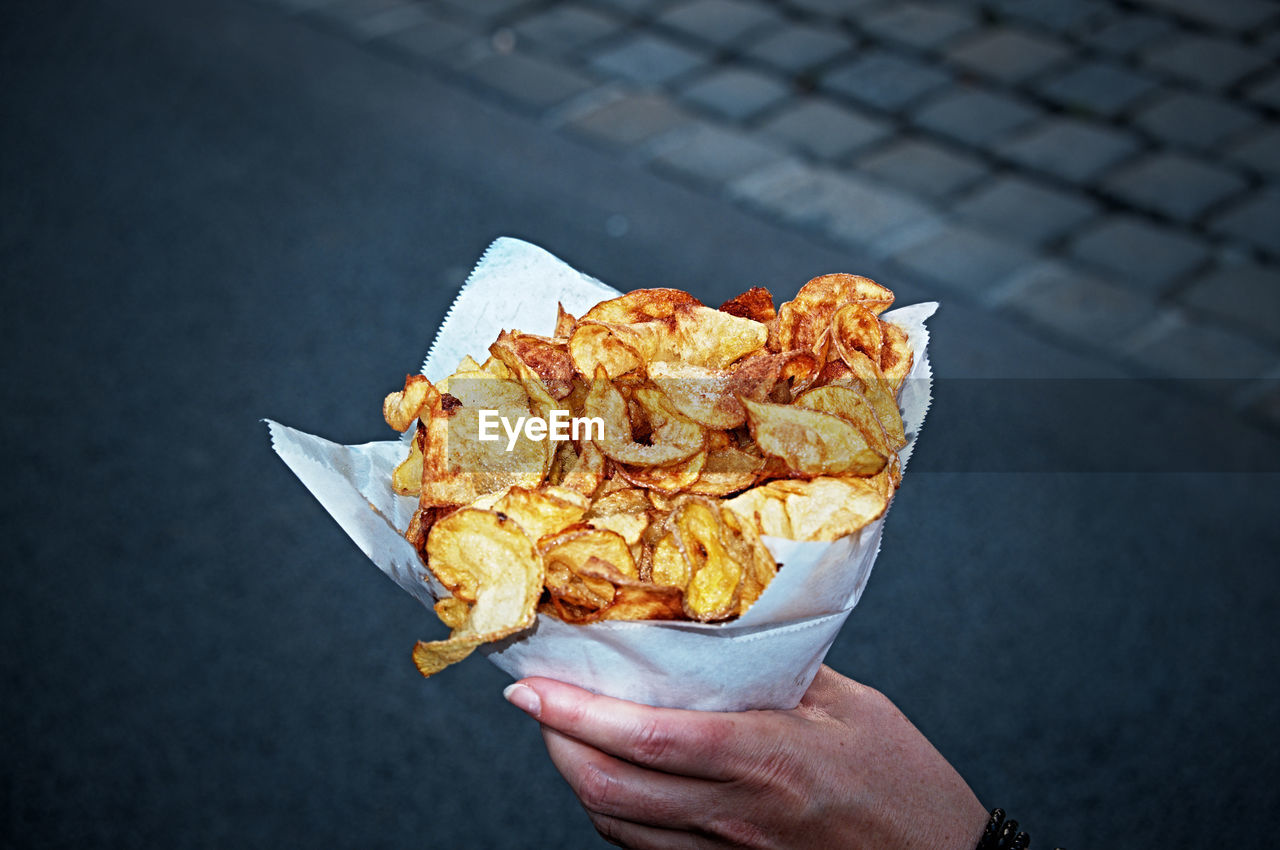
left=709, top=815, right=769, bottom=848
left=629, top=717, right=674, bottom=766
left=576, top=761, right=618, bottom=813
left=589, top=813, right=626, bottom=847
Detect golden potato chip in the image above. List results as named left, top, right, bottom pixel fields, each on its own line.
left=648, top=532, right=688, bottom=588
left=391, top=424, right=427, bottom=495
left=670, top=498, right=743, bottom=621
left=740, top=397, right=883, bottom=477
left=723, top=477, right=889, bottom=542
left=792, top=385, right=890, bottom=472
left=412, top=508, right=544, bottom=676
left=719, top=507, right=778, bottom=617
left=569, top=321, right=645, bottom=380
left=554, top=302, right=577, bottom=339
left=582, top=288, right=702, bottom=324
left=540, top=527, right=638, bottom=580
left=490, top=330, right=576, bottom=402
left=831, top=303, right=884, bottom=365
left=838, top=350, right=906, bottom=451
left=594, top=583, right=686, bottom=622
left=686, top=444, right=764, bottom=496
left=879, top=320, right=913, bottom=395
left=383, top=374, right=434, bottom=433
left=616, top=449, right=707, bottom=494
left=489, top=486, right=590, bottom=542
left=587, top=371, right=706, bottom=467
left=605, top=305, right=768, bottom=371
left=777, top=273, right=894, bottom=353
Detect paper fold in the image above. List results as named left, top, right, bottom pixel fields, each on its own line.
left=269, top=237, right=935, bottom=710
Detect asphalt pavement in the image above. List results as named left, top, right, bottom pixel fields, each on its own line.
left=3, top=1, right=1279, bottom=848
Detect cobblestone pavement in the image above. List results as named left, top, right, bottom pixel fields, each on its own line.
left=262, top=0, right=1280, bottom=426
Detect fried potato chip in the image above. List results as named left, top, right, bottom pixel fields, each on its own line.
left=669, top=498, right=743, bottom=621
left=412, top=508, right=544, bottom=676
left=879, top=320, right=913, bottom=395
left=582, top=288, right=702, bottom=324
left=587, top=371, right=706, bottom=467
left=569, top=321, right=646, bottom=380
left=719, top=286, right=776, bottom=324
left=607, top=305, right=768, bottom=371
left=541, top=528, right=638, bottom=610
left=489, top=486, right=590, bottom=542
left=383, top=374, right=434, bottom=433
left=723, top=477, right=889, bottom=542
left=391, top=424, right=427, bottom=495
left=490, top=330, right=577, bottom=402
left=792, top=386, right=890, bottom=473
left=594, top=583, right=685, bottom=622
left=838, top=350, right=906, bottom=451
left=686, top=444, right=765, bottom=496
left=831, top=303, right=884, bottom=365
left=740, top=397, right=882, bottom=477
left=554, top=303, right=577, bottom=340
left=777, top=273, right=894, bottom=353
left=719, top=507, right=778, bottom=617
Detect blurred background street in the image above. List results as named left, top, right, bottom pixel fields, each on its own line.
left=3, top=0, right=1279, bottom=847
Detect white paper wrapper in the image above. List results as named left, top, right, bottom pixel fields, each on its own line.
left=268, top=237, right=935, bottom=711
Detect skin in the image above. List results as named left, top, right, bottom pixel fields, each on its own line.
left=503, top=666, right=988, bottom=850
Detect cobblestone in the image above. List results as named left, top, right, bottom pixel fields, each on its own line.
left=890, top=222, right=1039, bottom=299
left=678, top=66, right=791, bottom=121
left=911, top=86, right=1042, bottom=148
left=996, top=117, right=1141, bottom=183
left=1132, top=92, right=1260, bottom=152
left=1069, top=215, right=1210, bottom=291
left=1209, top=190, right=1280, bottom=256
left=1227, top=126, right=1280, bottom=179
left=856, top=137, right=990, bottom=201
left=1179, top=263, right=1280, bottom=344
left=944, top=27, right=1072, bottom=84
left=565, top=91, right=695, bottom=148
left=997, top=261, right=1163, bottom=347
left=1127, top=0, right=1278, bottom=32
left=510, top=6, right=621, bottom=53
left=377, top=15, right=475, bottom=62
left=952, top=175, right=1100, bottom=246
left=650, top=122, right=785, bottom=187
left=1245, top=71, right=1280, bottom=110
left=1104, top=152, right=1248, bottom=222
left=1078, top=11, right=1176, bottom=56
left=589, top=32, right=708, bottom=85
left=1128, top=315, right=1278, bottom=382
left=758, top=98, right=892, bottom=161
left=656, top=0, right=783, bottom=48
left=821, top=50, right=952, bottom=112
left=435, top=0, right=534, bottom=22
left=858, top=3, right=978, bottom=51
left=739, top=23, right=851, bottom=74
left=1036, top=59, right=1160, bottom=118
left=461, top=49, right=599, bottom=111
left=987, top=0, right=1117, bottom=36
left=1142, top=34, right=1271, bottom=90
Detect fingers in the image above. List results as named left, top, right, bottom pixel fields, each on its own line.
left=541, top=728, right=713, bottom=829
left=506, top=678, right=772, bottom=780
left=586, top=812, right=723, bottom=850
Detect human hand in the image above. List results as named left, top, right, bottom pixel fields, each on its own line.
left=503, top=666, right=987, bottom=849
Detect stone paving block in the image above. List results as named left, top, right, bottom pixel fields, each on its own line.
left=351, top=5, right=432, bottom=40
left=1227, top=126, right=1280, bottom=179
left=462, top=49, right=599, bottom=112
left=952, top=175, right=1100, bottom=246
left=859, top=3, right=977, bottom=50
left=1179, top=263, right=1280, bottom=344
left=1104, top=152, right=1248, bottom=223
left=786, top=0, right=882, bottom=16
left=656, top=0, right=782, bottom=47
left=758, top=97, right=892, bottom=161
left=1035, top=59, right=1160, bottom=118
left=589, top=32, right=708, bottom=85
left=739, top=23, right=852, bottom=74
left=997, top=117, right=1142, bottom=183
left=1209, top=190, right=1280, bottom=256
left=1078, top=11, right=1176, bottom=56
left=307, top=0, right=418, bottom=30
left=1245, top=71, right=1280, bottom=111
left=435, top=0, right=534, bottom=22
left=1142, top=34, right=1271, bottom=90
left=1132, top=92, right=1260, bottom=152
left=996, top=261, right=1163, bottom=347
left=378, top=15, right=476, bottom=61
left=650, top=122, right=786, bottom=187
left=1127, top=0, right=1278, bottom=32
left=856, top=136, right=989, bottom=200
left=944, top=27, right=1072, bottom=84
left=888, top=222, right=1038, bottom=298
left=1128, top=315, right=1279, bottom=381
left=821, top=50, right=952, bottom=112
left=1069, top=214, right=1210, bottom=292
left=511, top=6, right=622, bottom=53
left=677, top=66, right=791, bottom=121
left=985, top=0, right=1117, bottom=36
left=565, top=91, right=695, bottom=147
left=911, top=86, right=1042, bottom=147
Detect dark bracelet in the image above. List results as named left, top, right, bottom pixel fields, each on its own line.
left=974, top=808, right=1034, bottom=850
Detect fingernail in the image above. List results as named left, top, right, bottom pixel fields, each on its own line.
left=503, top=683, right=541, bottom=718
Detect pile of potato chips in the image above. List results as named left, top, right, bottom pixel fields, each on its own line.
left=383, top=275, right=913, bottom=677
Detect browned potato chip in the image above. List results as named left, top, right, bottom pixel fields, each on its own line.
left=384, top=374, right=434, bottom=433
left=582, top=288, right=702, bottom=324
left=741, top=397, right=883, bottom=477
left=831, top=303, right=884, bottom=365
left=724, top=477, right=889, bottom=542
left=554, top=303, right=577, bottom=339
left=587, top=371, right=706, bottom=467
left=719, top=286, right=776, bottom=324
left=879, top=320, right=913, bottom=395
